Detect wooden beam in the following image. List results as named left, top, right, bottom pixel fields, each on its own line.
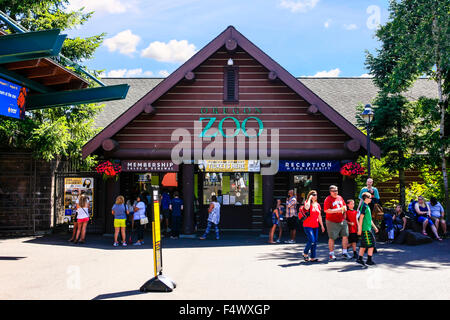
left=184, top=71, right=195, bottom=81
left=268, top=71, right=277, bottom=81
left=4, top=59, right=42, bottom=70
left=0, top=65, right=52, bottom=93
left=307, top=104, right=319, bottom=115
left=102, top=139, right=119, bottom=152
left=225, top=38, right=237, bottom=52
left=344, top=139, right=361, bottom=152
left=26, top=66, right=58, bottom=79
left=41, top=74, right=73, bottom=86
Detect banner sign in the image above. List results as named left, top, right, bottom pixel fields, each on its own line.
left=198, top=160, right=260, bottom=172
left=64, top=177, right=94, bottom=222
left=278, top=160, right=341, bottom=172
left=122, top=160, right=179, bottom=172
left=0, top=77, right=27, bottom=119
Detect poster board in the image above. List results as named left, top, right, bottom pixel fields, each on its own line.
left=64, top=177, right=94, bottom=222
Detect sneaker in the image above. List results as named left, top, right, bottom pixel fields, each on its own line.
left=329, top=253, right=337, bottom=261
left=275, top=239, right=281, bottom=243
left=356, top=259, right=366, bottom=267
left=122, top=242, right=127, bottom=247
left=284, top=240, right=295, bottom=244
left=366, top=260, right=376, bottom=266
left=133, top=242, right=142, bottom=246
left=216, top=237, right=220, bottom=240
left=113, top=242, right=119, bottom=247
left=170, top=236, right=179, bottom=239
left=342, top=252, right=352, bottom=260
left=199, top=236, right=206, bottom=240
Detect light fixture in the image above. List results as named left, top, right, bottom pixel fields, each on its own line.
left=227, top=58, right=234, bottom=66
left=360, top=104, right=374, bottom=124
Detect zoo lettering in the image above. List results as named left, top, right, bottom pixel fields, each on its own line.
left=199, top=107, right=264, bottom=138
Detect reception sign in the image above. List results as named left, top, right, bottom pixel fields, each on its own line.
left=0, top=77, right=27, bottom=119
left=279, top=160, right=341, bottom=172
left=198, top=160, right=260, bottom=172
left=122, top=160, right=179, bottom=172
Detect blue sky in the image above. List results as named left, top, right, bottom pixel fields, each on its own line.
left=65, top=0, right=390, bottom=78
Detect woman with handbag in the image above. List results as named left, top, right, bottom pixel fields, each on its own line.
left=132, top=194, right=147, bottom=246
left=301, top=190, right=325, bottom=262
left=74, top=194, right=90, bottom=244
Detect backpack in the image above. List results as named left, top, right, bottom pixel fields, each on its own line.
left=408, top=201, right=418, bottom=219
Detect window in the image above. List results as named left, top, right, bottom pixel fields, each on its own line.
left=224, top=66, right=238, bottom=102
left=203, top=172, right=249, bottom=205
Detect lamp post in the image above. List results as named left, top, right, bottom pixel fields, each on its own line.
left=360, top=104, right=374, bottom=178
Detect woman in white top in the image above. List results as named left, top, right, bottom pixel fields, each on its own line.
left=132, top=195, right=147, bottom=245
left=74, top=194, right=90, bottom=244
left=199, top=195, right=221, bottom=240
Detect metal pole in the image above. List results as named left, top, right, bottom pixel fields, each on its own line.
left=367, top=122, right=371, bottom=178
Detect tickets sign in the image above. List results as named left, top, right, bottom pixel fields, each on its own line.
left=198, top=160, right=260, bottom=172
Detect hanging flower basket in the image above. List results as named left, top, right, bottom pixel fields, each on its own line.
left=96, top=160, right=122, bottom=181
left=340, top=162, right=365, bottom=179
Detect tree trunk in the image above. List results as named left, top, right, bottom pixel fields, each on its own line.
left=436, top=73, right=449, bottom=215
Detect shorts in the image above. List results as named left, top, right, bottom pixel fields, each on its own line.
left=348, top=233, right=358, bottom=244
left=430, top=216, right=444, bottom=224
left=114, top=219, right=126, bottom=228
left=326, top=220, right=349, bottom=240
left=360, top=230, right=376, bottom=248
left=417, top=216, right=434, bottom=226
left=162, top=208, right=171, bottom=219
left=287, top=216, right=299, bottom=230
left=77, top=217, right=89, bottom=223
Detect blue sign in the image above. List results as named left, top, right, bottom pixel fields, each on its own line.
left=279, top=160, right=341, bottom=172
left=0, top=77, right=27, bottom=119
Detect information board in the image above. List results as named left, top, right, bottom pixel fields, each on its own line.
left=0, top=77, right=27, bottom=119
left=64, top=177, right=94, bottom=222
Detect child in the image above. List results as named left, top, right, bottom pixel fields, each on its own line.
left=345, top=199, right=359, bottom=259
left=357, top=192, right=379, bottom=267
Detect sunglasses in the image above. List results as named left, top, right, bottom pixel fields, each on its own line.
left=330, top=190, right=338, bottom=193
left=311, top=193, right=317, bottom=196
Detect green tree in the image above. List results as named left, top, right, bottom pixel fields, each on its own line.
left=366, top=0, right=450, bottom=213
left=0, top=0, right=105, bottom=167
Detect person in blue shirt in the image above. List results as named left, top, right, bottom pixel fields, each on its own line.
left=169, top=191, right=184, bottom=239
left=160, top=190, right=172, bottom=235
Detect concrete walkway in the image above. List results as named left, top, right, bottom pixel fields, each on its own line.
left=1, top=231, right=449, bottom=300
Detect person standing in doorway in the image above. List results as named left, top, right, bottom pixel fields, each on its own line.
left=160, top=189, right=172, bottom=236
left=112, top=195, right=129, bottom=247
left=285, top=190, right=298, bottom=244
left=324, top=185, right=351, bottom=260
left=302, top=190, right=325, bottom=262
left=268, top=199, right=284, bottom=244
left=200, top=195, right=221, bottom=240
left=74, top=194, right=90, bottom=244
left=169, top=191, right=183, bottom=239
left=132, top=195, right=146, bottom=246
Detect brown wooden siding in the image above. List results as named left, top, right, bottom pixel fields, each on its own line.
left=113, top=47, right=351, bottom=153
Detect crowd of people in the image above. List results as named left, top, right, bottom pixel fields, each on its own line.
left=67, top=178, right=446, bottom=263
left=267, top=178, right=447, bottom=266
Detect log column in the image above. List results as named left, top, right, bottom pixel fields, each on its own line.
left=262, top=174, right=274, bottom=233
left=182, top=163, right=195, bottom=235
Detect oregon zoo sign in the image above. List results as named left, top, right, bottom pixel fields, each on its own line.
left=199, top=107, right=264, bottom=138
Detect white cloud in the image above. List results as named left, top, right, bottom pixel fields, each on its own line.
left=103, top=30, right=141, bottom=56
left=66, top=0, right=134, bottom=14
left=105, top=68, right=154, bottom=77
left=343, top=24, right=358, bottom=30
left=303, top=68, right=341, bottom=77
left=324, top=19, right=331, bottom=28
left=280, top=0, right=319, bottom=13
left=141, top=40, right=197, bottom=63
left=360, top=73, right=373, bottom=78
left=158, top=70, right=170, bottom=77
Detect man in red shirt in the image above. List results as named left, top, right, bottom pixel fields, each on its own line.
left=324, top=185, right=351, bottom=260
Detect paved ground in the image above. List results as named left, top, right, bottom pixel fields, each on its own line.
left=1, top=231, right=449, bottom=300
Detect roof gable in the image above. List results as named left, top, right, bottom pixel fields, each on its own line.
left=83, top=26, right=380, bottom=158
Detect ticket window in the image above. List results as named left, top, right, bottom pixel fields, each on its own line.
left=294, top=175, right=313, bottom=204
left=203, top=172, right=249, bottom=206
